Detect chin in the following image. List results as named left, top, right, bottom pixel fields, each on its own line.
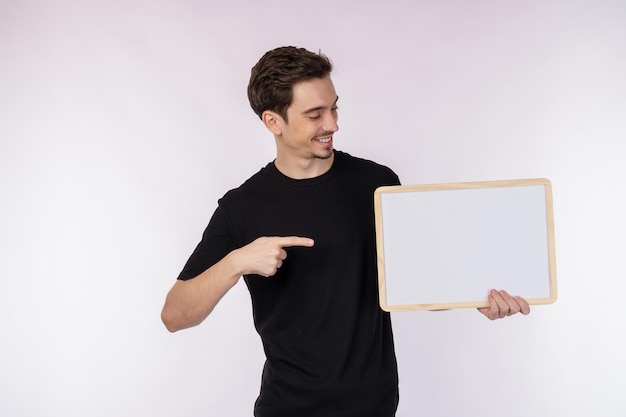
left=315, top=148, right=334, bottom=160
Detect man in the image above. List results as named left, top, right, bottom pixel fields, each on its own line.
left=161, top=46, right=530, bottom=417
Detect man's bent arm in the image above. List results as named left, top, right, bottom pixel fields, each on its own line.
left=161, top=236, right=314, bottom=332
left=161, top=251, right=242, bottom=332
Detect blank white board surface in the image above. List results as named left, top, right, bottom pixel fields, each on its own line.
left=374, top=179, right=557, bottom=311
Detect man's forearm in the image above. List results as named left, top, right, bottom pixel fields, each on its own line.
left=161, top=255, right=241, bottom=332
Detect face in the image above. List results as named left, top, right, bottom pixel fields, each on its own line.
left=265, top=76, right=339, bottom=175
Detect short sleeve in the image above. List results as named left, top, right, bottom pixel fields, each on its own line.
left=177, top=206, right=236, bottom=281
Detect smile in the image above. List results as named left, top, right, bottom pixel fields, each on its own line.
left=316, top=136, right=332, bottom=143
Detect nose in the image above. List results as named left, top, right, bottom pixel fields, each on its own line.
left=324, top=112, right=339, bottom=133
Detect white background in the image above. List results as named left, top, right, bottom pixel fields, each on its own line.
left=1, top=1, right=624, bottom=416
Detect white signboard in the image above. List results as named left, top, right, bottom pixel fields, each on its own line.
left=374, top=179, right=557, bottom=311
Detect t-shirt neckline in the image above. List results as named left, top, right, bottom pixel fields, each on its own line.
left=268, top=150, right=342, bottom=187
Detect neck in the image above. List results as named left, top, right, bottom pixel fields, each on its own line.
left=274, top=152, right=335, bottom=179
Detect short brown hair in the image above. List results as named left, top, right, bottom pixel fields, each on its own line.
left=247, top=46, right=333, bottom=121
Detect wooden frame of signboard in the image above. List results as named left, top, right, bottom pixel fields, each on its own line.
left=374, top=178, right=557, bottom=312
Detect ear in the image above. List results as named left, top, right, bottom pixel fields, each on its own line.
left=262, top=110, right=284, bottom=136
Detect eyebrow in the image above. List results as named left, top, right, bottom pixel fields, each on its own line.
left=301, top=96, right=339, bottom=115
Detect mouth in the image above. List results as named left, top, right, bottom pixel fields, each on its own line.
left=315, top=135, right=333, bottom=145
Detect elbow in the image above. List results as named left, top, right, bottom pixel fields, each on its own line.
left=161, top=306, right=183, bottom=333
left=161, top=278, right=214, bottom=332
left=161, top=304, right=202, bottom=333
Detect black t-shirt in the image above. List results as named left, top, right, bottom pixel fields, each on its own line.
left=178, top=151, right=401, bottom=417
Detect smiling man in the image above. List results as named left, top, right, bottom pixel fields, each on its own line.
left=161, top=46, right=529, bottom=417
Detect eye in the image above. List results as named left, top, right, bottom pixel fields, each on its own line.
left=308, top=114, right=321, bottom=120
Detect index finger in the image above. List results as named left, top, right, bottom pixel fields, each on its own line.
left=274, top=236, right=315, bottom=248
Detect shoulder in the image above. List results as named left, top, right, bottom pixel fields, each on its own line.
left=219, top=162, right=275, bottom=206
left=334, top=150, right=400, bottom=185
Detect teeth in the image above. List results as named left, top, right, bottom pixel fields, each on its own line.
left=317, top=137, right=331, bottom=143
